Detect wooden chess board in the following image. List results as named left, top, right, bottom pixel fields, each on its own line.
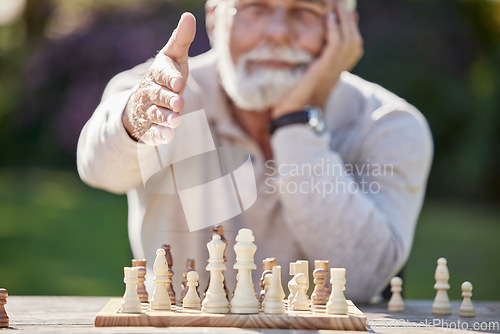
left=94, top=298, right=367, bottom=331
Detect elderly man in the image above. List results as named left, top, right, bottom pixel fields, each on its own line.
left=77, top=0, right=432, bottom=302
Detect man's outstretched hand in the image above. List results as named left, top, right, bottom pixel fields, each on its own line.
left=123, top=13, right=196, bottom=146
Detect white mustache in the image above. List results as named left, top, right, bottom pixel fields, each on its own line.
left=241, top=45, right=314, bottom=67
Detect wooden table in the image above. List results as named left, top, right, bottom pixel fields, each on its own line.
left=3, top=296, right=500, bottom=333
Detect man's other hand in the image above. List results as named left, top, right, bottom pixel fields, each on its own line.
left=122, top=13, right=196, bottom=146
left=271, top=1, right=363, bottom=119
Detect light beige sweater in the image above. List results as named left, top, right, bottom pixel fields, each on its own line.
left=77, top=50, right=433, bottom=302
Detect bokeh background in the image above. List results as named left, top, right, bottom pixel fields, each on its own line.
left=1, top=0, right=499, bottom=300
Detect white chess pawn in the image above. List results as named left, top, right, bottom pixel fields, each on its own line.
left=327, top=268, right=348, bottom=315
left=291, top=273, right=309, bottom=311
left=121, top=267, right=142, bottom=313
left=288, top=262, right=299, bottom=304
left=388, top=276, right=405, bottom=312
left=202, top=234, right=230, bottom=314
left=263, top=266, right=286, bottom=314
left=150, top=248, right=172, bottom=311
left=459, top=281, right=475, bottom=317
left=182, top=271, right=201, bottom=310
left=231, top=228, right=259, bottom=314
left=432, top=257, right=451, bottom=315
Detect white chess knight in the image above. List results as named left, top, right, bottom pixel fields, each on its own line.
left=288, top=262, right=299, bottom=304
left=150, top=248, right=172, bottom=311
left=263, top=266, right=286, bottom=314
left=121, top=267, right=142, bottom=313
left=459, top=281, right=475, bottom=318
left=202, top=234, right=230, bottom=314
left=230, top=228, right=259, bottom=314
left=326, top=268, right=348, bottom=315
left=432, top=257, right=451, bottom=315
left=182, top=271, right=201, bottom=310
left=388, top=276, right=405, bottom=312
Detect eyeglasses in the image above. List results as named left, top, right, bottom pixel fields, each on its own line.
left=230, top=0, right=327, bottom=29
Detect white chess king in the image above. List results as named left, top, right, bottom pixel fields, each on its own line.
left=202, top=234, right=230, bottom=314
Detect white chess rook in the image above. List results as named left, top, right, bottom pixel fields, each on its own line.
left=327, top=268, right=348, bottom=315
left=263, top=266, right=286, bottom=314
left=121, top=267, right=142, bottom=313
left=432, top=257, right=451, bottom=315
left=388, top=276, right=405, bottom=312
left=150, top=248, right=172, bottom=311
left=182, top=271, right=201, bottom=310
left=459, top=281, right=475, bottom=318
left=202, top=234, right=230, bottom=314
left=231, top=228, right=259, bottom=314
left=291, top=273, right=309, bottom=311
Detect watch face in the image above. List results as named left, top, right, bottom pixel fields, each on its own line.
left=308, top=107, right=326, bottom=134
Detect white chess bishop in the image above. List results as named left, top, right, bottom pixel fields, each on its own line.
left=263, top=266, right=286, bottom=314
left=202, top=234, right=230, bottom=314
left=230, top=228, right=259, bottom=314
left=432, top=257, right=451, bottom=315
left=150, top=248, right=172, bottom=311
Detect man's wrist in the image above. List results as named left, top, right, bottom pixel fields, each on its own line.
left=269, top=106, right=325, bottom=135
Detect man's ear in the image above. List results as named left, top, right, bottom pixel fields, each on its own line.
left=205, top=1, right=216, bottom=45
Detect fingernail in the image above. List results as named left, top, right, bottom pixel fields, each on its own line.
left=168, top=113, right=181, bottom=127
left=170, top=77, right=181, bottom=91
left=170, top=96, right=179, bottom=110
left=162, top=129, right=173, bottom=142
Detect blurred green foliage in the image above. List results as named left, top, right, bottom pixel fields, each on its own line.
left=1, top=0, right=499, bottom=200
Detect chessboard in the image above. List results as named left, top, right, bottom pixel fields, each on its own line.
left=94, top=298, right=367, bottom=331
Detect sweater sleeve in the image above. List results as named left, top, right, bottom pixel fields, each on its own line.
left=270, top=107, right=433, bottom=302
left=76, top=62, right=151, bottom=194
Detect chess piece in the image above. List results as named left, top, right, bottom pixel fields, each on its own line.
left=263, top=266, right=286, bottom=314
left=459, top=281, right=475, bottom=317
left=132, top=259, right=149, bottom=303
left=259, top=270, right=272, bottom=306
left=261, top=273, right=273, bottom=309
left=204, top=226, right=229, bottom=300
left=121, top=267, right=142, bottom=313
left=182, top=271, right=201, bottom=310
left=181, top=258, right=196, bottom=302
left=326, top=268, right=348, bottom=315
left=314, top=260, right=330, bottom=295
left=167, top=268, right=176, bottom=305
left=288, top=262, right=299, bottom=304
left=263, top=258, right=278, bottom=272
left=296, top=260, right=309, bottom=291
left=150, top=248, right=172, bottom=310
left=0, top=288, right=8, bottom=328
left=311, top=269, right=329, bottom=308
left=162, top=244, right=175, bottom=300
left=291, top=273, right=310, bottom=311
left=388, top=276, right=404, bottom=312
left=231, top=228, right=259, bottom=314
left=202, top=234, right=230, bottom=313
left=432, top=257, right=451, bottom=315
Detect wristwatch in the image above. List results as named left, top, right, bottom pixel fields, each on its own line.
left=269, top=106, right=326, bottom=135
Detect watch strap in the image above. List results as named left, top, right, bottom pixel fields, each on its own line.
left=269, top=111, right=310, bottom=135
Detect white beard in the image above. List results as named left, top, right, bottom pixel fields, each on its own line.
left=213, top=8, right=314, bottom=111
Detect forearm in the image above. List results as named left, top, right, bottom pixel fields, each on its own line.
left=77, top=89, right=144, bottom=194
left=270, top=124, right=431, bottom=301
